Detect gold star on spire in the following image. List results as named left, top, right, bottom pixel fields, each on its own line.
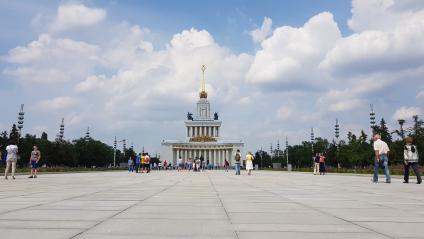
left=200, top=65, right=207, bottom=98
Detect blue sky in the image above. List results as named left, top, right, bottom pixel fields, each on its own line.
left=0, top=0, right=423, bottom=154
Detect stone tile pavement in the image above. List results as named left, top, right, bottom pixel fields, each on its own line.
left=0, top=170, right=423, bottom=238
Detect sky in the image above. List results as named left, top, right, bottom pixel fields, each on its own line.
left=0, top=0, right=423, bottom=154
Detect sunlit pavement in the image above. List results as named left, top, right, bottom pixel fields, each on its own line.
left=0, top=170, right=423, bottom=239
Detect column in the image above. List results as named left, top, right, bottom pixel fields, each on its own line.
left=212, top=149, right=216, bottom=165
left=177, top=149, right=180, bottom=160
left=209, top=150, right=212, bottom=165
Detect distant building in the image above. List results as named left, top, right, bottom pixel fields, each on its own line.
left=161, top=65, right=244, bottom=166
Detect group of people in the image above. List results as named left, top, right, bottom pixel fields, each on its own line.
left=313, top=153, right=326, bottom=175
left=128, top=152, right=151, bottom=173
left=373, top=134, right=421, bottom=184
left=170, top=149, right=255, bottom=175
left=309, top=134, right=421, bottom=184
left=2, top=142, right=41, bottom=180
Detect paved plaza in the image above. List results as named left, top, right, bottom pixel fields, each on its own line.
left=0, top=170, right=423, bottom=239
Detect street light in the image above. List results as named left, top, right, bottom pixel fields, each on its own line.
left=311, top=127, right=315, bottom=154
left=17, top=104, right=24, bottom=137
left=370, top=104, right=376, bottom=132
left=113, top=136, right=117, bottom=168
left=335, top=118, right=340, bottom=170
left=285, top=137, right=289, bottom=171
left=58, top=118, right=65, bottom=141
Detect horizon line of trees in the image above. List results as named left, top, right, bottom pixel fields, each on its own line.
left=255, top=115, right=424, bottom=169
left=0, top=124, right=158, bottom=168
left=0, top=115, right=422, bottom=169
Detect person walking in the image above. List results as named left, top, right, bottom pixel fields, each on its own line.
left=29, top=145, right=41, bottom=178
left=234, top=149, right=241, bottom=175
left=313, top=153, right=320, bottom=175
left=373, top=134, right=391, bottom=183
left=177, top=156, right=183, bottom=172
left=403, top=137, right=422, bottom=184
left=141, top=153, right=145, bottom=173
left=5, top=141, right=18, bottom=180
left=135, top=153, right=141, bottom=173
left=245, top=152, right=254, bottom=175
left=128, top=156, right=134, bottom=173
left=224, top=159, right=229, bottom=172
left=319, top=153, right=326, bottom=175
left=144, top=153, right=151, bottom=173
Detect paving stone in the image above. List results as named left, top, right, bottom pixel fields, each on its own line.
left=0, top=170, right=422, bottom=238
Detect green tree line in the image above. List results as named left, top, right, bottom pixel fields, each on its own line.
left=0, top=125, right=138, bottom=168
left=256, top=115, right=424, bottom=169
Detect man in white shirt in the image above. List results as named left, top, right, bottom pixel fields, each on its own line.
left=373, top=134, right=391, bottom=183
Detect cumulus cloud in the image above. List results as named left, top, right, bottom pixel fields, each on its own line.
left=246, top=12, right=341, bottom=85
left=321, top=0, right=424, bottom=76
left=249, top=17, right=272, bottom=43
left=2, top=0, right=424, bottom=151
left=51, top=4, right=106, bottom=31
left=276, top=106, right=293, bottom=120
left=4, top=34, right=99, bottom=83
left=393, top=106, right=422, bottom=120
left=38, top=96, right=79, bottom=111
left=417, top=90, right=424, bottom=99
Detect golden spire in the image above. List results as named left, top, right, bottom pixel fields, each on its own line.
left=200, top=64, right=207, bottom=98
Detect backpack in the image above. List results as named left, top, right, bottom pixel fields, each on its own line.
left=235, top=153, right=241, bottom=162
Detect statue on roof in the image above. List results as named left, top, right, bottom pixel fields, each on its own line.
left=214, top=112, right=218, bottom=120
left=187, top=112, right=193, bottom=120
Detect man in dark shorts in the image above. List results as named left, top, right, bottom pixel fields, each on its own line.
left=29, top=145, right=41, bottom=178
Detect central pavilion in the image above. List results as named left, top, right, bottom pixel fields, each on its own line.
left=161, top=65, right=244, bottom=167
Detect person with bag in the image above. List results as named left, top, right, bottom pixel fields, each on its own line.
left=234, top=149, right=241, bottom=175
left=5, top=141, right=18, bottom=180
left=403, top=137, right=422, bottom=184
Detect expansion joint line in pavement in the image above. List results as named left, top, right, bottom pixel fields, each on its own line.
left=206, top=172, right=240, bottom=239
left=69, top=175, right=190, bottom=239
left=239, top=178, right=395, bottom=239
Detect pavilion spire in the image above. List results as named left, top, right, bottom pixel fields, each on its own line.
left=200, top=65, right=208, bottom=99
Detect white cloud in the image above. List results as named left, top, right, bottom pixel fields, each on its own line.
left=276, top=106, right=293, bottom=120
left=246, top=12, right=341, bottom=85
left=51, top=4, right=106, bottom=31
left=393, top=106, right=421, bottom=120
left=417, top=90, right=424, bottom=99
left=249, top=17, right=272, bottom=43
left=328, top=99, right=362, bottom=112
left=4, top=34, right=99, bottom=83
left=348, top=0, right=424, bottom=32
left=321, top=0, right=424, bottom=76
left=75, top=75, right=106, bottom=92
left=38, top=97, right=79, bottom=111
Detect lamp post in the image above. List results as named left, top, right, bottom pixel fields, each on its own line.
left=335, top=118, right=340, bottom=170
left=370, top=104, right=376, bottom=133
left=285, top=137, right=289, bottom=170
left=270, top=143, right=273, bottom=168
left=17, top=104, right=24, bottom=138
left=58, top=118, right=65, bottom=141
left=311, top=128, right=315, bottom=154
left=113, top=136, right=117, bottom=168
left=260, top=147, right=263, bottom=170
